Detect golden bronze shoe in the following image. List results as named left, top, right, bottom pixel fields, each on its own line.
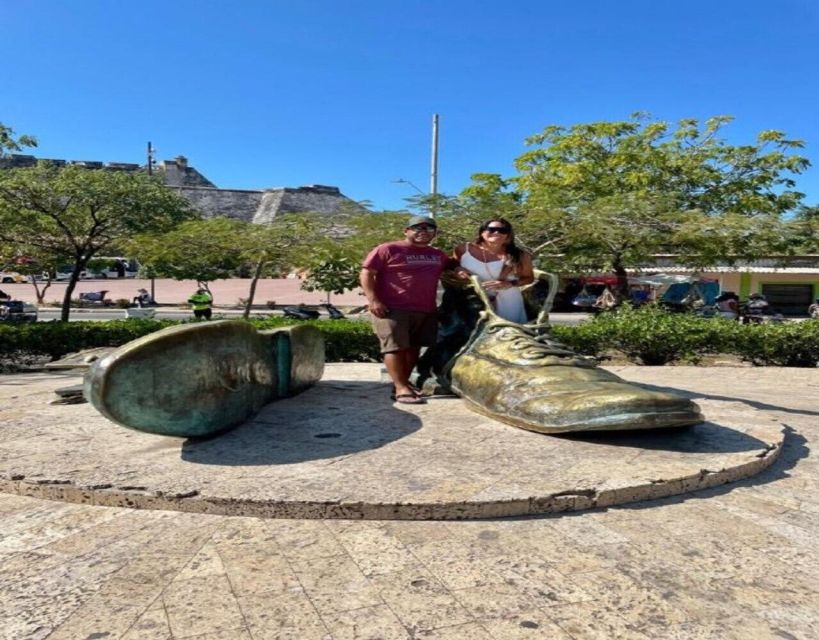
left=442, top=276, right=704, bottom=434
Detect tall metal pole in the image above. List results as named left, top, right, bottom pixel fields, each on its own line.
left=430, top=114, right=439, bottom=218
left=146, top=141, right=156, bottom=302
left=146, top=141, right=154, bottom=176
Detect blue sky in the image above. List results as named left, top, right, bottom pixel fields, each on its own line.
left=3, top=0, right=818, bottom=211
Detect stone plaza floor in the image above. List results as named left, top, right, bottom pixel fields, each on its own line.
left=1, top=366, right=818, bottom=639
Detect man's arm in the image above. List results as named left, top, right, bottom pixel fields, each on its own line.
left=359, top=268, right=388, bottom=318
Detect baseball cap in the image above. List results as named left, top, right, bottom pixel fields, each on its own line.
left=406, top=215, right=436, bottom=229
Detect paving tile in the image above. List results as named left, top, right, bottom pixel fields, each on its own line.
left=218, top=542, right=301, bottom=596
left=407, top=540, right=508, bottom=590
left=291, top=553, right=383, bottom=615
left=175, top=543, right=227, bottom=581
left=46, top=600, right=143, bottom=640
left=322, top=604, right=411, bottom=639
left=334, top=523, right=419, bottom=577
left=162, top=575, right=246, bottom=638
left=480, top=554, right=596, bottom=606
left=267, top=520, right=346, bottom=561
left=414, top=621, right=494, bottom=639
left=545, top=601, right=652, bottom=639
left=238, top=590, right=331, bottom=639
left=371, top=567, right=475, bottom=633
left=480, top=610, right=573, bottom=639
left=450, top=581, right=541, bottom=620
left=121, top=603, right=173, bottom=640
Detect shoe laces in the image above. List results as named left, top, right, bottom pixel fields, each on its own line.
left=485, top=320, right=585, bottom=361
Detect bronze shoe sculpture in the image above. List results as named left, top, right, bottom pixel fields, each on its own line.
left=437, top=275, right=704, bottom=434
left=84, top=320, right=324, bottom=438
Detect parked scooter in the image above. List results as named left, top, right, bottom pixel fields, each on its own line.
left=319, top=302, right=345, bottom=320
left=78, top=290, right=112, bottom=306
left=282, top=304, right=320, bottom=320
left=281, top=303, right=346, bottom=320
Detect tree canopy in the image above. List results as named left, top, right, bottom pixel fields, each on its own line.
left=427, top=114, right=810, bottom=292
left=0, top=162, right=195, bottom=319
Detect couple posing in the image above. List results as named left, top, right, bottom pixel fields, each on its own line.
left=359, top=215, right=533, bottom=405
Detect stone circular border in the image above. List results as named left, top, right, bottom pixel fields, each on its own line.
left=0, top=366, right=785, bottom=520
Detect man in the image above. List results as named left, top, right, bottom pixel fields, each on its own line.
left=188, top=288, right=213, bottom=320
left=360, top=215, right=452, bottom=404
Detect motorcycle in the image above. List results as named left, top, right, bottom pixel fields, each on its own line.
left=281, top=303, right=346, bottom=321
left=282, top=304, right=320, bottom=320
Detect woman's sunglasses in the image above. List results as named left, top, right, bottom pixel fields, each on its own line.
left=484, top=226, right=510, bottom=234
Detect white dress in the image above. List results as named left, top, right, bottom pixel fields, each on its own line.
left=460, top=245, right=528, bottom=323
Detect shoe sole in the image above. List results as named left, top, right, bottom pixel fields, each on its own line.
left=84, top=320, right=324, bottom=437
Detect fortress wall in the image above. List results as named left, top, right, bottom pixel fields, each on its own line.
left=172, top=187, right=264, bottom=222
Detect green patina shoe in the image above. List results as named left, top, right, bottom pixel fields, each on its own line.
left=443, top=276, right=704, bottom=434
left=84, top=320, right=324, bottom=437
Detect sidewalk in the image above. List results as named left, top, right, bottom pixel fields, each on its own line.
left=0, top=277, right=369, bottom=307
left=1, top=365, right=818, bottom=638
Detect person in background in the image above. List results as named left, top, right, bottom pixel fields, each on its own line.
left=809, top=298, right=819, bottom=319
left=715, top=291, right=739, bottom=320
left=452, top=218, right=534, bottom=323
left=188, top=288, right=213, bottom=320
left=133, top=288, right=153, bottom=307
left=360, top=215, right=454, bottom=405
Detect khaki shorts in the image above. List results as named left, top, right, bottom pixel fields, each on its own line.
left=371, top=309, right=439, bottom=353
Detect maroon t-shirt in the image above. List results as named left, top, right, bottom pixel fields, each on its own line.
left=362, top=241, right=450, bottom=313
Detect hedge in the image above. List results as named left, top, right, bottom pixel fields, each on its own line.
left=0, top=317, right=381, bottom=365
left=1, top=309, right=818, bottom=368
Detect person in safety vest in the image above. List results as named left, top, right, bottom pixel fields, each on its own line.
left=188, top=288, right=213, bottom=320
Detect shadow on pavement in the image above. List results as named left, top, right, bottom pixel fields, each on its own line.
left=180, top=380, right=422, bottom=466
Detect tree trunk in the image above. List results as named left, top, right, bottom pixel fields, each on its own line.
left=61, top=273, right=80, bottom=321
left=243, top=257, right=265, bottom=320
left=612, top=259, right=629, bottom=301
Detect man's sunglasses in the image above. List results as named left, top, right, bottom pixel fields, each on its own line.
left=409, top=224, right=436, bottom=231
left=485, top=226, right=510, bottom=234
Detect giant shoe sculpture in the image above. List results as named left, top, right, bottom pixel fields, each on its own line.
left=427, top=274, right=703, bottom=434
left=84, top=320, right=324, bottom=437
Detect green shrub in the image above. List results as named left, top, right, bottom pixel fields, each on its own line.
left=2, top=314, right=816, bottom=370
left=0, top=318, right=381, bottom=365
left=731, top=320, right=819, bottom=367
left=251, top=318, right=380, bottom=362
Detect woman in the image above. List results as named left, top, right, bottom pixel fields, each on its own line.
left=453, top=218, right=534, bottom=323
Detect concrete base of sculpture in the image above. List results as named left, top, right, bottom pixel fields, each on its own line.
left=0, top=364, right=787, bottom=520
left=83, top=320, right=324, bottom=437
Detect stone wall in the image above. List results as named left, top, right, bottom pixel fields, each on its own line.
left=0, top=154, right=366, bottom=223
left=172, top=187, right=263, bottom=222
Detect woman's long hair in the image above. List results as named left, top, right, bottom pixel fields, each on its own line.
left=474, top=218, right=523, bottom=265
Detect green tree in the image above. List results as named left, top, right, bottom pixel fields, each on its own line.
left=785, top=205, right=819, bottom=253
left=128, top=218, right=247, bottom=299
left=131, top=215, right=316, bottom=318
left=0, top=123, right=37, bottom=156
left=454, top=115, right=809, bottom=294
left=0, top=162, right=195, bottom=320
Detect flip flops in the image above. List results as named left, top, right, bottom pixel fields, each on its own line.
left=393, top=393, right=426, bottom=405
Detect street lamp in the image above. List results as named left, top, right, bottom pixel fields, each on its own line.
left=392, top=178, right=425, bottom=195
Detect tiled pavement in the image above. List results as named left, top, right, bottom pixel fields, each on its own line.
left=1, top=367, right=818, bottom=639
